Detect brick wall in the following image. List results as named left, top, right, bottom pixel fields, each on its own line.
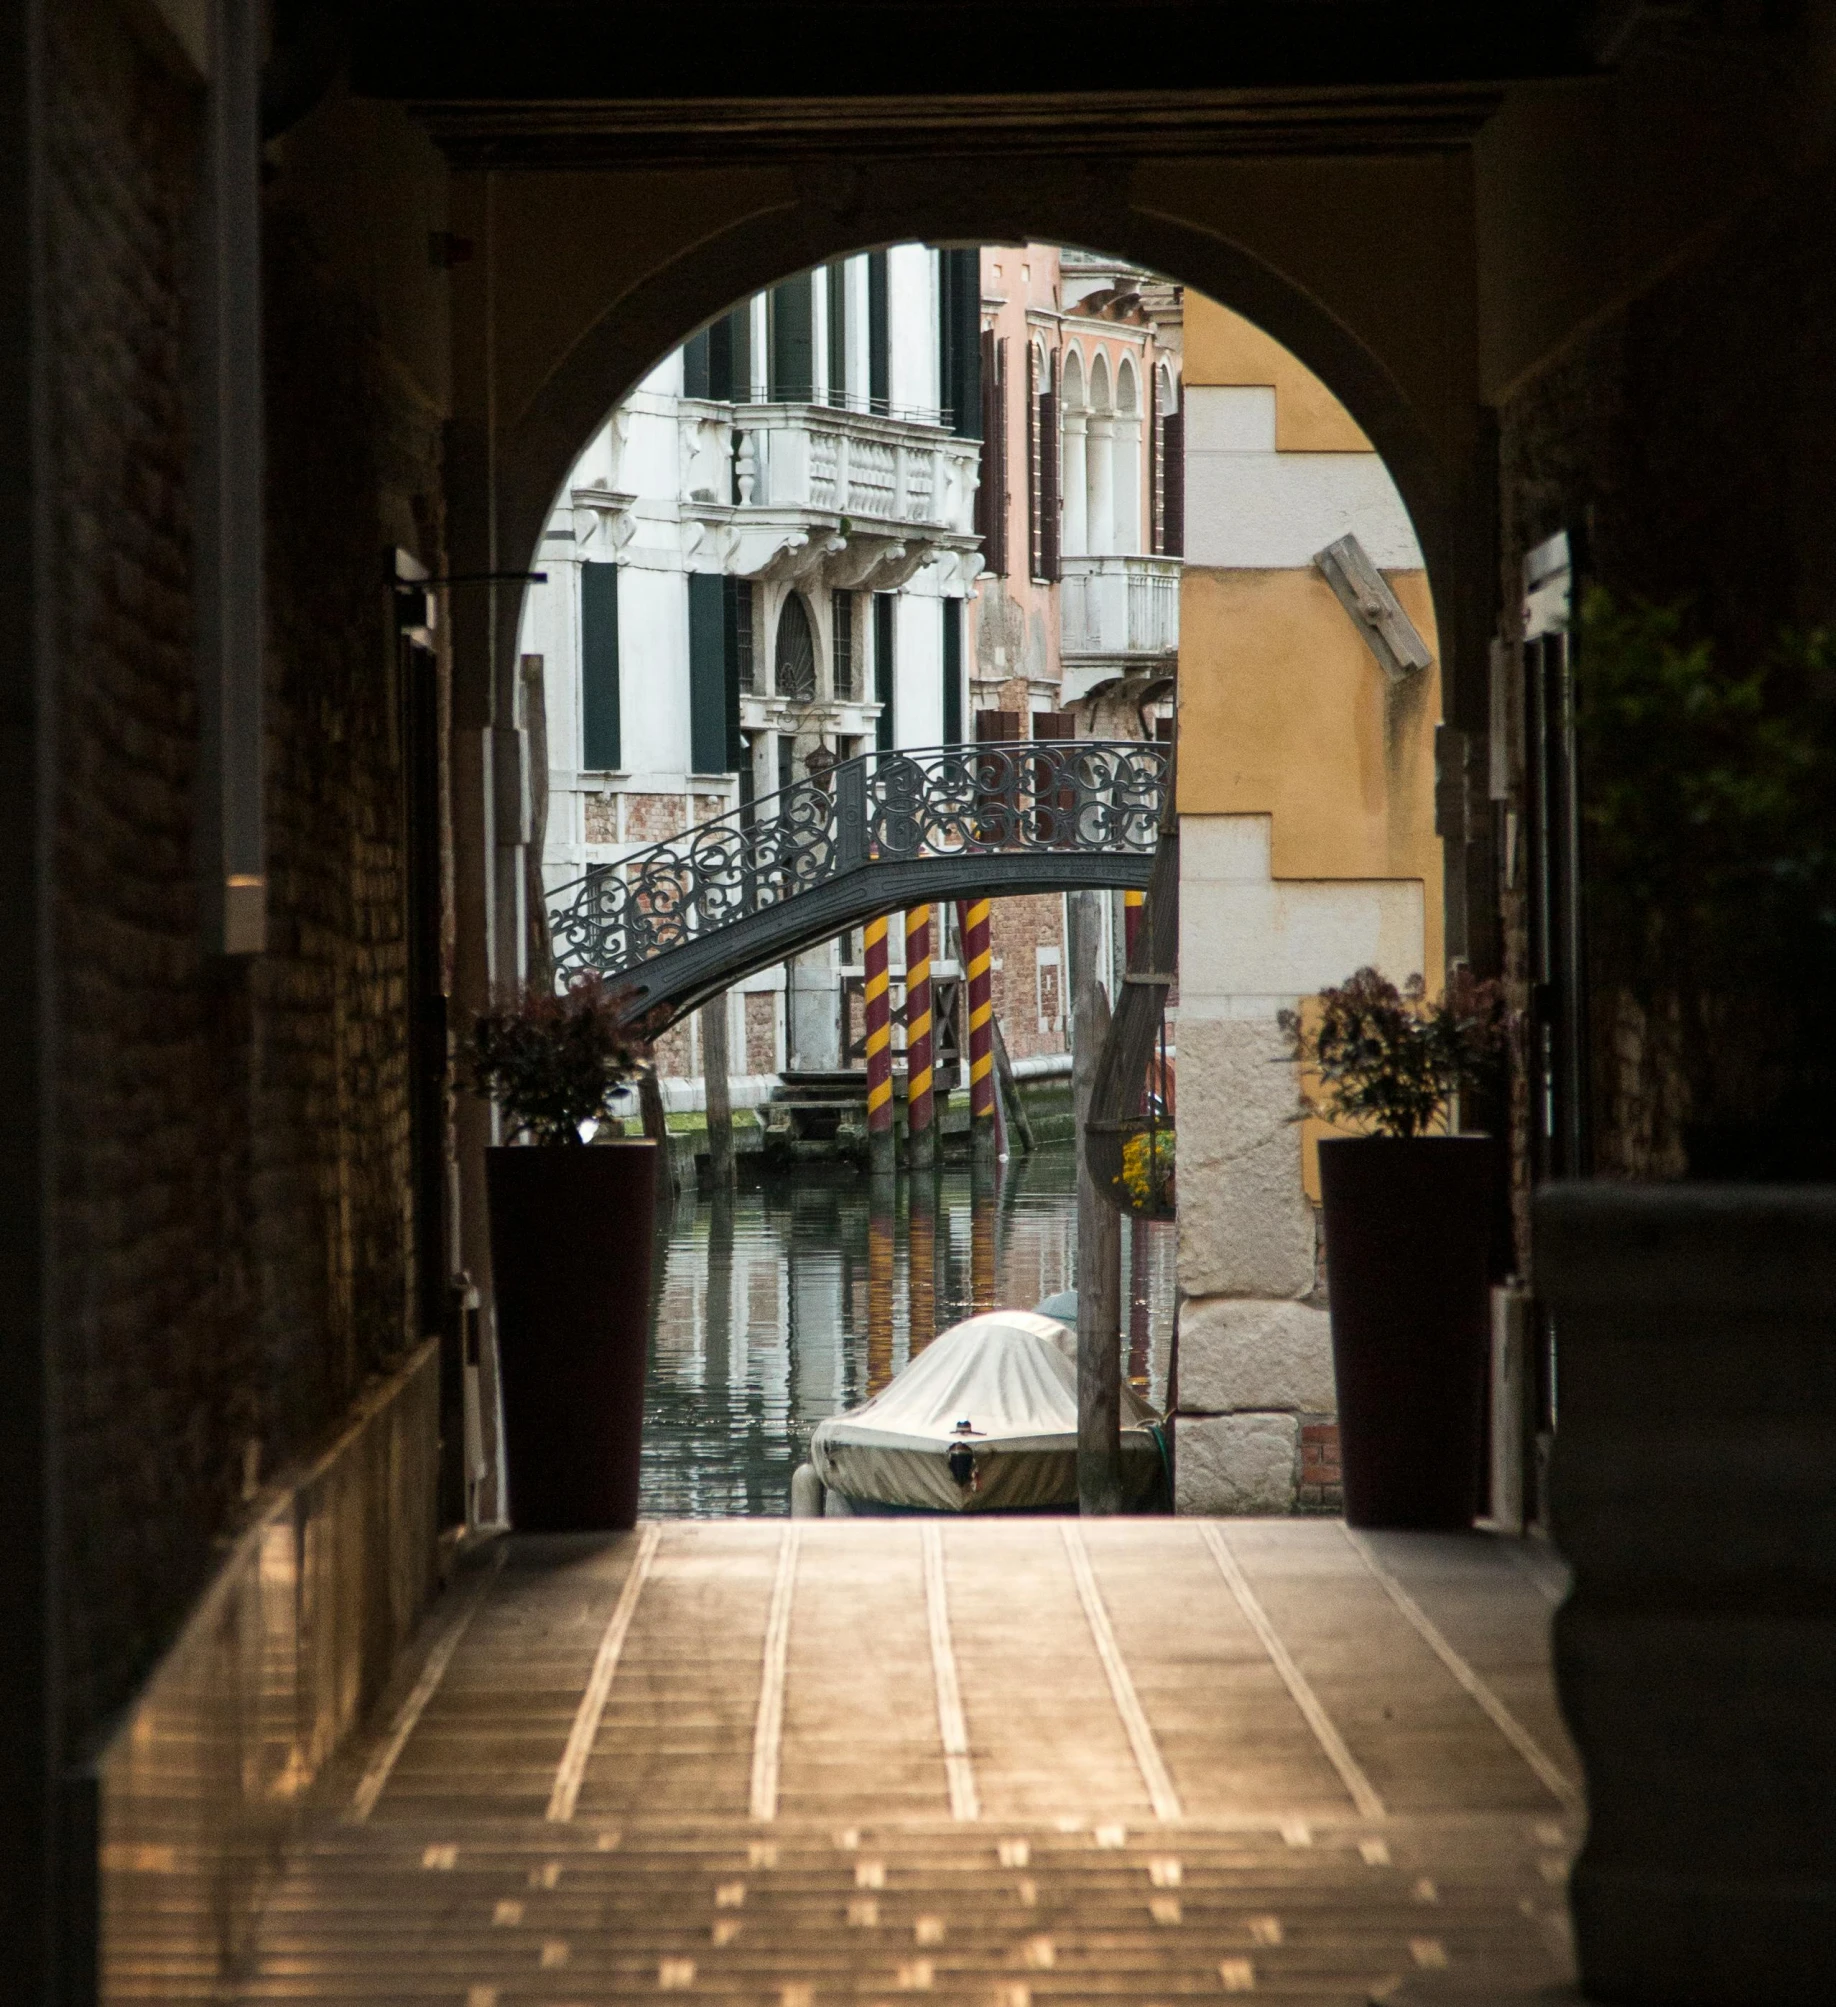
left=47, top=1, right=439, bottom=1750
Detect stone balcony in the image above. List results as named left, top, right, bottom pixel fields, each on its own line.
left=677, top=398, right=984, bottom=596
left=1059, top=553, right=1181, bottom=698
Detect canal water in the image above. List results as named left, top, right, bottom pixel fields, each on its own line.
left=639, top=1146, right=1177, bottom=1517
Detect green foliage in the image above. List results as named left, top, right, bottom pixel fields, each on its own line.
left=1278, top=967, right=1510, bottom=1140
left=469, top=975, right=643, bottom=1146
left=1576, top=588, right=1836, bottom=994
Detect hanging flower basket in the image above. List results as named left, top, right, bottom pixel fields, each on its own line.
left=1110, top=1118, right=1176, bottom=1221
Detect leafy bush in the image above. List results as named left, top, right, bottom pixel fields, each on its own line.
left=1278, top=967, right=1510, bottom=1140
left=469, top=975, right=644, bottom=1146
left=1574, top=590, right=1836, bottom=1172
left=1577, top=588, right=1836, bottom=994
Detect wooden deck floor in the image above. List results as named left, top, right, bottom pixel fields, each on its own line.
left=209, top=1520, right=1582, bottom=2005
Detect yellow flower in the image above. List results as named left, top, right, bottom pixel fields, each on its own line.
left=1119, top=1128, right=1176, bottom=1207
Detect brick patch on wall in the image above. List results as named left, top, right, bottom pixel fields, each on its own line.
left=1296, top=1418, right=1342, bottom=1513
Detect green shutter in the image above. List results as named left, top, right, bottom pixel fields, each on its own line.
left=688, top=573, right=729, bottom=772
left=581, top=561, right=621, bottom=770
left=938, top=249, right=981, bottom=439
left=770, top=278, right=813, bottom=402
left=826, top=262, right=848, bottom=407
left=710, top=305, right=750, bottom=402
left=942, top=597, right=962, bottom=745
left=683, top=326, right=711, bottom=400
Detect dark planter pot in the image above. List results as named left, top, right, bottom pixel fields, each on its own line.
left=1537, top=1183, right=1836, bottom=2007
left=1318, top=1134, right=1499, bottom=1530
left=486, top=1141, right=658, bottom=1532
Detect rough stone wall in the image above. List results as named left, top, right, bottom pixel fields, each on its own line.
left=47, top=1, right=436, bottom=1749
left=1498, top=141, right=1836, bottom=1194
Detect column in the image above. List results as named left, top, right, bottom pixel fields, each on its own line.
left=1062, top=408, right=1088, bottom=557
left=864, top=914, right=895, bottom=1177
left=958, top=898, right=996, bottom=1162
left=905, top=905, right=936, bottom=1170
left=1087, top=412, right=1115, bottom=557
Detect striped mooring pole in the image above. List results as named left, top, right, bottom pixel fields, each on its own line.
left=958, top=898, right=997, bottom=1162
left=864, top=914, right=896, bottom=1177
left=1124, top=886, right=1145, bottom=963
left=904, top=906, right=937, bottom=1170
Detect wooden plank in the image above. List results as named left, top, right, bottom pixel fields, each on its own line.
left=1199, top=1522, right=1387, bottom=1822
left=1061, top=1523, right=1182, bottom=1821
left=749, top=1524, right=802, bottom=1820
left=546, top=1522, right=661, bottom=1821
left=922, top=1525, right=980, bottom=1822
left=1339, top=1527, right=1578, bottom=1810
left=346, top=1544, right=504, bottom=1823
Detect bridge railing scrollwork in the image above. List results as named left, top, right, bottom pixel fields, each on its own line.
left=548, top=739, right=1169, bottom=1019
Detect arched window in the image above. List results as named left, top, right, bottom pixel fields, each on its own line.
left=1116, top=355, right=1138, bottom=417
left=1088, top=350, right=1111, bottom=413
left=1062, top=347, right=1085, bottom=411
left=1086, top=352, right=1114, bottom=554
left=774, top=592, right=817, bottom=700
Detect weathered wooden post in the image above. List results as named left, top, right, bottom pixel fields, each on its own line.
left=700, top=991, right=734, bottom=1187
left=904, top=905, right=936, bottom=1171
left=864, top=914, right=896, bottom=1180
left=1071, top=888, right=1123, bottom=1514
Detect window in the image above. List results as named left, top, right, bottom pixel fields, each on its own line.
left=868, top=251, right=890, bottom=415
left=832, top=589, right=856, bottom=699
left=774, top=593, right=816, bottom=701
left=826, top=262, right=848, bottom=408
left=873, top=592, right=895, bottom=751
left=937, top=248, right=981, bottom=438
left=769, top=277, right=813, bottom=403
left=727, top=577, right=754, bottom=694
left=1036, top=350, right=1061, bottom=583
left=942, top=598, right=963, bottom=745
left=684, top=305, right=751, bottom=402
left=580, top=561, right=620, bottom=770
left=1159, top=378, right=1184, bottom=558
left=975, top=330, right=1008, bottom=576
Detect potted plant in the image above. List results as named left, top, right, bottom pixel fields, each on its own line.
left=470, top=974, right=655, bottom=1532
left=1279, top=967, right=1510, bottom=1529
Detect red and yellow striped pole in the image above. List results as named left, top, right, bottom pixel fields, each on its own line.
left=904, top=906, right=936, bottom=1170
left=1124, top=887, right=1145, bottom=964
left=958, top=898, right=996, bottom=1163
left=864, top=914, right=895, bottom=1177
left=867, top=1194, right=896, bottom=1392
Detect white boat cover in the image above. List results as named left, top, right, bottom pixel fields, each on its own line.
left=811, top=1309, right=1163, bottom=1513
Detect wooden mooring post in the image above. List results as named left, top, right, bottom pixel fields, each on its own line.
left=1071, top=888, right=1123, bottom=1514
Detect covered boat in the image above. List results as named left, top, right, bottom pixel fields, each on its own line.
left=803, top=1308, right=1166, bottom=1515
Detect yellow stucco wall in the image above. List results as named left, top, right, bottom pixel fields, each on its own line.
left=1177, top=567, right=1442, bottom=958
left=1184, top=293, right=1373, bottom=452
left=1177, top=296, right=1446, bottom=1201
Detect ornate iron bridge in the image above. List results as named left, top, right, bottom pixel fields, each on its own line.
left=549, top=739, right=1169, bottom=1027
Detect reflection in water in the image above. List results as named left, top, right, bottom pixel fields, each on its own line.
left=640, top=1147, right=1176, bottom=1518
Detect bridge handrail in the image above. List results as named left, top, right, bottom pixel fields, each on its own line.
left=548, top=738, right=1168, bottom=986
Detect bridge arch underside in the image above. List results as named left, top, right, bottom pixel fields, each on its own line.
left=574, top=852, right=1153, bottom=1032
left=446, top=145, right=1488, bottom=727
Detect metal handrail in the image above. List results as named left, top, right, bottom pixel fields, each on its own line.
left=549, top=739, right=1169, bottom=992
